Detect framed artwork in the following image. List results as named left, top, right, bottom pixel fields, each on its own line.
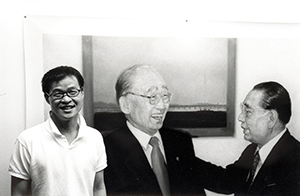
left=23, top=16, right=236, bottom=136
left=83, top=36, right=236, bottom=137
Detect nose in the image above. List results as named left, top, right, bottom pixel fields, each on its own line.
left=61, top=94, right=72, bottom=102
left=238, top=112, right=244, bottom=122
left=155, top=96, right=168, bottom=109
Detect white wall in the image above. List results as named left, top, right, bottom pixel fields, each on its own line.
left=1, top=1, right=300, bottom=196
left=194, top=38, right=300, bottom=167
left=43, top=34, right=83, bottom=119
left=0, top=10, right=25, bottom=195
left=193, top=38, right=300, bottom=196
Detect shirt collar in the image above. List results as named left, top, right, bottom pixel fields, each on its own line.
left=76, top=114, right=86, bottom=138
left=258, top=128, right=287, bottom=164
left=47, top=113, right=86, bottom=139
left=126, top=121, right=162, bottom=150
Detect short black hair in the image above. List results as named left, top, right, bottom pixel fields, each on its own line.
left=253, top=81, right=291, bottom=125
left=41, top=66, right=84, bottom=94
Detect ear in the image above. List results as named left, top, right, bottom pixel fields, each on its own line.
left=44, top=93, right=50, bottom=104
left=119, top=96, right=131, bottom=114
left=268, top=110, right=278, bottom=128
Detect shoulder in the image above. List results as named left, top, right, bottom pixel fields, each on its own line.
left=103, top=127, right=137, bottom=160
left=17, top=122, right=47, bottom=142
left=85, top=125, right=102, bottom=135
left=280, top=131, right=300, bottom=157
left=12, top=121, right=51, bottom=152
left=159, top=127, right=193, bottom=147
left=160, top=127, right=192, bottom=139
left=236, top=143, right=257, bottom=161
left=103, top=126, right=134, bottom=149
left=273, top=130, right=300, bottom=156
left=81, top=126, right=105, bottom=144
left=104, top=126, right=130, bottom=141
left=241, top=143, right=257, bottom=154
left=285, top=130, right=300, bottom=146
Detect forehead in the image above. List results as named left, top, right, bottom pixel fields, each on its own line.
left=131, top=69, right=167, bottom=92
left=243, top=90, right=264, bottom=109
left=50, top=76, right=80, bottom=91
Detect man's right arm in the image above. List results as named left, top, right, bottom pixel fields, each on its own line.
left=11, top=176, right=31, bottom=196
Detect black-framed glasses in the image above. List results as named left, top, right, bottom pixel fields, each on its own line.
left=125, top=92, right=172, bottom=105
left=46, top=88, right=82, bottom=100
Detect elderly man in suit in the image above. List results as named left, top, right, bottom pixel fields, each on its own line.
left=103, top=64, right=205, bottom=196
left=193, top=81, right=300, bottom=196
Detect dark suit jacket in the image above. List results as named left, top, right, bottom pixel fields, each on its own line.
left=104, top=126, right=206, bottom=196
left=193, top=130, right=300, bottom=196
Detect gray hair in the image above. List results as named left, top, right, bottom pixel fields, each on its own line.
left=115, top=64, right=157, bottom=104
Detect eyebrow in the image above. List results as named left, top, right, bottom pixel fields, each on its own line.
left=242, top=102, right=251, bottom=109
left=51, top=86, right=79, bottom=92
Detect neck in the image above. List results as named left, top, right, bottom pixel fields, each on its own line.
left=50, top=112, right=79, bottom=134
left=258, top=125, right=285, bottom=149
left=269, top=124, right=285, bottom=139
left=126, top=120, right=158, bottom=136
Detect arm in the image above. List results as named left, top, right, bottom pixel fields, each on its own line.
left=191, top=145, right=256, bottom=194
left=11, top=176, right=31, bottom=196
left=93, top=170, right=106, bottom=196
left=192, top=157, right=235, bottom=193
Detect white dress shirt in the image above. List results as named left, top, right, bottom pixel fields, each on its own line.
left=254, top=128, right=287, bottom=178
left=126, top=121, right=167, bottom=167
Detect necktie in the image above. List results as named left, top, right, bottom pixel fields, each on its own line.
left=149, top=137, right=170, bottom=196
left=246, top=151, right=260, bottom=187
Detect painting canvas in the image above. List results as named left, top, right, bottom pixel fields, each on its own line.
left=83, top=36, right=236, bottom=137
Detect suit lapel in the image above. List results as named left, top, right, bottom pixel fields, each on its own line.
left=159, top=128, right=174, bottom=164
left=248, top=130, right=293, bottom=193
left=121, top=127, right=162, bottom=191
left=121, top=127, right=155, bottom=175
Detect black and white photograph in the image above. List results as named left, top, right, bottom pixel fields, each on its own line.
left=1, top=2, right=300, bottom=196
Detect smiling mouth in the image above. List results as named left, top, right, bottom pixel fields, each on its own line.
left=242, top=128, right=249, bottom=134
left=151, top=114, right=164, bottom=121
left=60, top=105, right=75, bottom=111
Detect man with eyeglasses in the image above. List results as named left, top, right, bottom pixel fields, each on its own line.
left=192, top=81, right=300, bottom=196
left=9, top=66, right=107, bottom=196
left=103, top=64, right=206, bottom=196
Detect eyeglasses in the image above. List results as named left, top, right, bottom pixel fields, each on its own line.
left=125, top=92, right=172, bottom=105
left=240, top=103, right=251, bottom=118
left=240, top=102, right=268, bottom=118
left=46, top=88, right=82, bottom=100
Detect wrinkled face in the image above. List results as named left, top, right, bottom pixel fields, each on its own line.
left=46, top=76, right=84, bottom=122
left=126, top=70, right=170, bottom=135
left=238, top=90, right=271, bottom=147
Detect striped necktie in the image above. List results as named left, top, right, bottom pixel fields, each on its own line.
left=246, top=151, right=260, bottom=187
